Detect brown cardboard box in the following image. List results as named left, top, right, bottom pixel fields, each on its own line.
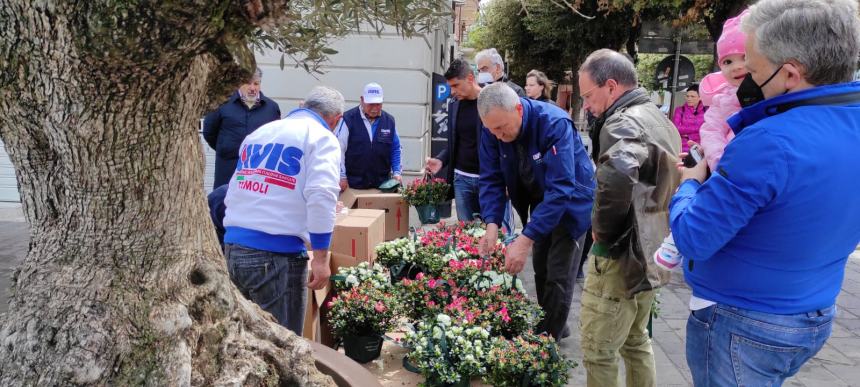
left=338, top=188, right=382, bottom=209
left=348, top=208, right=386, bottom=228
left=330, top=213, right=384, bottom=263
left=356, top=194, right=410, bottom=240
left=303, top=292, right=320, bottom=342
left=303, top=252, right=332, bottom=342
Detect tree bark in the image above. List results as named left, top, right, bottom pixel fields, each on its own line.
left=0, top=1, right=332, bottom=385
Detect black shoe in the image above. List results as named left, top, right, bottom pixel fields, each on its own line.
left=561, top=325, right=571, bottom=339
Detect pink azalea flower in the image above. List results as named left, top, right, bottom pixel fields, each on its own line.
left=428, top=279, right=437, bottom=289
left=415, top=272, right=425, bottom=280
left=500, top=306, right=511, bottom=323
left=375, top=301, right=386, bottom=313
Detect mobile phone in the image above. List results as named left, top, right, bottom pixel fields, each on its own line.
left=683, top=145, right=703, bottom=168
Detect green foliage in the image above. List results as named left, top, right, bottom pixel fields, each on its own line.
left=636, top=53, right=714, bottom=91
left=468, top=0, right=636, bottom=85
left=484, top=332, right=574, bottom=387
left=405, top=315, right=492, bottom=386
left=327, top=282, right=402, bottom=337
left=251, top=0, right=449, bottom=73
left=463, top=0, right=745, bottom=103
left=401, top=178, right=450, bottom=207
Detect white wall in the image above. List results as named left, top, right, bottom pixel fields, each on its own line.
left=0, top=140, right=19, bottom=202
left=254, top=30, right=446, bottom=176
left=0, top=28, right=452, bottom=201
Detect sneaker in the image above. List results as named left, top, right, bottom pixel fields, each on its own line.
left=654, top=234, right=683, bottom=271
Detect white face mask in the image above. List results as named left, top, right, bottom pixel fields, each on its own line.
left=477, top=72, right=495, bottom=85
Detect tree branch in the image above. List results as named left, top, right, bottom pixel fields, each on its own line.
left=549, top=0, right=596, bottom=20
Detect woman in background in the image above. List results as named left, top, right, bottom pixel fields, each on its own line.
left=672, top=84, right=707, bottom=152
left=524, top=69, right=556, bottom=104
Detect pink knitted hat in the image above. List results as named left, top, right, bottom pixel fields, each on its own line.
left=717, top=9, right=749, bottom=62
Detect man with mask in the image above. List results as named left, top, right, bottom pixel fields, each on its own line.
left=475, top=48, right=526, bottom=97
left=203, top=68, right=281, bottom=188
left=476, top=82, right=594, bottom=341
left=671, top=0, right=860, bottom=385
left=222, top=86, right=343, bottom=335
left=336, top=83, right=402, bottom=190
left=577, top=49, right=681, bottom=387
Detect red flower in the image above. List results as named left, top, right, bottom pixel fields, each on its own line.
left=374, top=301, right=387, bottom=313
left=500, top=305, right=511, bottom=323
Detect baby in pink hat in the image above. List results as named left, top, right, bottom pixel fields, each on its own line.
left=655, top=10, right=749, bottom=272
left=698, top=9, right=749, bottom=171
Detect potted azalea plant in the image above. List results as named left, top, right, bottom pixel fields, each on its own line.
left=331, top=262, right=390, bottom=292
left=375, top=238, right=423, bottom=283
left=401, top=177, right=449, bottom=224
left=404, top=314, right=491, bottom=387
left=326, top=282, right=401, bottom=363
left=484, top=332, right=575, bottom=387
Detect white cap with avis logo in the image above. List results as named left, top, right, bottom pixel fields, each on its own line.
left=362, top=83, right=384, bottom=104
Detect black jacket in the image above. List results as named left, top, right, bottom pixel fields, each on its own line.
left=434, top=99, right=483, bottom=199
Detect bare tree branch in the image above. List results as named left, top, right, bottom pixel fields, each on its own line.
left=548, top=0, right=596, bottom=20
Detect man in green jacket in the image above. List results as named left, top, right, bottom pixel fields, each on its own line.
left=578, top=49, right=681, bottom=387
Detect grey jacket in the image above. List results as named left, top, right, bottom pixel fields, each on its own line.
left=590, top=88, right=682, bottom=297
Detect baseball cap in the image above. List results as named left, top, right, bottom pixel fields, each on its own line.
left=362, top=83, right=384, bottom=104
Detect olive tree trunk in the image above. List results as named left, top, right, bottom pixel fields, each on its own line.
left=0, top=1, right=332, bottom=385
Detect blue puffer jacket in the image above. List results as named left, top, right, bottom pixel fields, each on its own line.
left=479, top=98, right=594, bottom=241
left=670, top=81, right=860, bottom=314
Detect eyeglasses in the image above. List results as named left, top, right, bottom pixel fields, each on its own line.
left=579, top=84, right=600, bottom=100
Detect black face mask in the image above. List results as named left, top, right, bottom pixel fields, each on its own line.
left=737, top=65, right=783, bottom=107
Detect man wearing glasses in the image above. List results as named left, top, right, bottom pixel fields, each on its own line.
left=577, top=49, right=681, bottom=387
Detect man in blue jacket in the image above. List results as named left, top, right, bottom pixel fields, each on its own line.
left=336, top=83, right=401, bottom=190
left=670, top=0, right=860, bottom=384
left=476, top=82, right=594, bottom=340
left=202, top=68, right=281, bottom=188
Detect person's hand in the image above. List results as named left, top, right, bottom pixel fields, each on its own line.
left=479, top=223, right=500, bottom=256
left=339, top=178, right=348, bottom=192
left=504, top=235, right=533, bottom=274
left=307, top=250, right=331, bottom=290
left=392, top=175, right=402, bottom=183
left=335, top=201, right=344, bottom=214
left=678, top=141, right=709, bottom=184
left=425, top=158, right=442, bottom=175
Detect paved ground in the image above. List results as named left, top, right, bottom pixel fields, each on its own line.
left=0, top=203, right=858, bottom=386
left=520, top=248, right=860, bottom=387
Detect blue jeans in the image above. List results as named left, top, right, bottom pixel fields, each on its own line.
left=225, top=244, right=309, bottom=335
left=686, top=303, right=834, bottom=386
left=453, top=173, right=513, bottom=233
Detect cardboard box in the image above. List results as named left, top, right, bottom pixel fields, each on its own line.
left=303, top=292, right=321, bottom=342
left=339, top=188, right=382, bottom=209
left=303, top=253, right=332, bottom=342
left=356, top=194, right=410, bottom=240
left=330, top=212, right=384, bottom=263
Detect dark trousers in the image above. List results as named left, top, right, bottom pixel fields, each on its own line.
left=225, top=244, right=309, bottom=335
left=214, top=155, right=237, bottom=188
left=579, top=227, right=593, bottom=276
left=532, top=226, right=586, bottom=340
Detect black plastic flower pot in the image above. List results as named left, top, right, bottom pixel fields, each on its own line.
left=389, top=262, right=426, bottom=283
left=415, top=204, right=441, bottom=224
left=342, top=334, right=383, bottom=364
left=437, top=200, right=452, bottom=218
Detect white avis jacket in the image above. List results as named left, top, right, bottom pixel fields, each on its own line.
left=223, top=109, right=341, bottom=253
